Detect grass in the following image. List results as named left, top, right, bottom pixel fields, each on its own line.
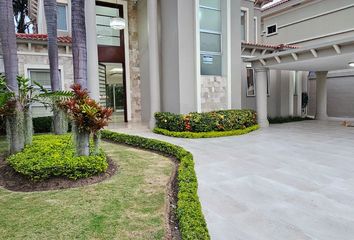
left=0, top=139, right=173, bottom=240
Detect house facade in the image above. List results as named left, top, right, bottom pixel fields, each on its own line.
left=261, top=0, right=354, bottom=118
left=0, top=0, right=353, bottom=126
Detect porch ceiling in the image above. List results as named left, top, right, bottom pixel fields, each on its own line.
left=246, top=38, right=354, bottom=71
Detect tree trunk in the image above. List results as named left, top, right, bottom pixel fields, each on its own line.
left=23, top=108, right=33, bottom=145
left=52, top=107, right=68, bottom=134
left=44, top=0, right=67, bottom=134
left=0, top=1, right=25, bottom=153
left=72, top=123, right=90, bottom=157
left=93, top=131, right=101, bottom=155
left=71, top=0, right=88, bottom=89
left=6, top=107, right=25, bottom=155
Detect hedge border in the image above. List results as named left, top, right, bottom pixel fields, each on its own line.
left=153, top=124, right=260, bottom=138
left=101, top=130, right=210, bottom=240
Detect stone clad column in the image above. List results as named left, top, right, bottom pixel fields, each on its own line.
left=85, top=1, right=100, bottom=101
left=148, top=0, right=161, bottom=128
left=255, top=68, right=269, bottom=127
left=315, top=71, right=328, bottom=120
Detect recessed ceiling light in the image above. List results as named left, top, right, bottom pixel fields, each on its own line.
left=349, top=62, right=354, bottom=68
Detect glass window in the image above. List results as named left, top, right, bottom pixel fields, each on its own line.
left=199, top=0, right=222, bottom=76
left=200, top=32, right=221, bottom=53
left=200, top=8, right=221, bottom=32
left=28, top=69, right=61, bottom=92
left=96, top=5, right=121, bottom=46
left=246, top=68, right=255, bottom=97
left=57, top=4, right=68, bottom=31
left=200, top=0, right=221, bottom=9
left=254, top=17, right=258, bottom=43
left=201, top=54, right=222, bottom=76
left=241, top=10, right=246, bottom=41
left=267, top=24, right=277, bottom=35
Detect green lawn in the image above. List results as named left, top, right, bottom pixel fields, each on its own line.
left=0, top=138, right=173, bottom=240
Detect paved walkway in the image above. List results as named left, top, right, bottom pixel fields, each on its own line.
left=109, top=120, right=354, bottom=240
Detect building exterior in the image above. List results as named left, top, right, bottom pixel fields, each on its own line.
left=261, top=0, right=354, bottom=118
left=0, top=0, right=353, bottom=127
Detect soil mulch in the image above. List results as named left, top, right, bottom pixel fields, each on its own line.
left=0, top=155, right=118, bottom=192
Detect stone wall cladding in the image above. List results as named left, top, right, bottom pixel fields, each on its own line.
left=128, top=1, right=142, bottom=122
left=201, top=75, right=228, bottom=112
left=17, top=43, right=73, bottom=90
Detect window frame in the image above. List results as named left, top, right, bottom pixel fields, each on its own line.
left=246, top=67, right=256, bottom=97
left=199, top=2, right=223, bottom=76
left=57, top=3, right=69, bottom=31
left=240, top=7, right=249, bottom=42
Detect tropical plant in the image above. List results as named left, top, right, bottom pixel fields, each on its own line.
left=60, top=84, right=113, bottom=156
left=13, top=0, right=32, bottom=33
left=0, top=1, right=25, bottom=154
left=44, top=0, right=67, bottom=134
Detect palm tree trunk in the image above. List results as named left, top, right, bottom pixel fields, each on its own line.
left=44, top=0, right=67, bottom=134
left=0, top=1, right=25, bottom=154
left=71, top=0, right=89, bottom=156
left=72, top=0, right=88, bottom=89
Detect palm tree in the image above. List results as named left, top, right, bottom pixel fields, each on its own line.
left=44, top=0, right=67, bottom=134
left=71, top=0, right=89, bottom=156
left=71, top=0, right=88, bottom=89
left=13, top=0, right=31, bottom=33
left=0, top=1, right=25, bottom=153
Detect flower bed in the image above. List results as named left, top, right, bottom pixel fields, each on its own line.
left=7, top=134, right=108, bottom=181
left=154, top=110, right=258, bottom=137
left=101, top=130, right=210, bottom=240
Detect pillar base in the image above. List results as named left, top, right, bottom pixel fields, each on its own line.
left=258, top=119, right=270, bottom=128
left=315, top=114, right=328, bottom=121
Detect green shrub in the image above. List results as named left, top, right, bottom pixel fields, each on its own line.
left=7, top=134, right=108, bottom=181
left=33, top=116, right=53, bottom=133
left=154, top=125, right=259, bottom=138
left=268, top=116, right=313, bottom=124
left=101, top=130, right=210, bottom=240
left=155, top=109, right=257, bottom=133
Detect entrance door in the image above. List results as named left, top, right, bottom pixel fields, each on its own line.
left=96, top=1, right=127, bottom=122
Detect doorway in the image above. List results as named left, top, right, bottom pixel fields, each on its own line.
left=96, top=1, right=127, bottom=122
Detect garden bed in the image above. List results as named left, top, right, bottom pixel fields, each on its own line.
left=154, top=109, right=258, bottom=138
left=7, top=134, right=108, bottom=181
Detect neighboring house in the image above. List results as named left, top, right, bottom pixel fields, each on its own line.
left=261, top=0, right=354, bottom=118
left=0, top=0, right=353, bottom=127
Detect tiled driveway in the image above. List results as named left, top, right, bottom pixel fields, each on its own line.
left=110, top=120, right=354, bottom=240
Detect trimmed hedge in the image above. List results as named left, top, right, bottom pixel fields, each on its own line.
left=268, top=116, right=313, bottom=124
left=155, top=109, right=257, bottom=133
left=101, top=130, right=210, bottom=240
left=154, top=124, right=259, bottom=138
left=7, top=134, right=108, bottom=181
left=0, top=116, right=71, bottom=135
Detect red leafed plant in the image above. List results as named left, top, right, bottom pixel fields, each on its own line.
left=60, top=84, right=113, bottom=133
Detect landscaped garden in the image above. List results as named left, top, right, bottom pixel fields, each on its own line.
left=0, top=136, right=177, bottom=239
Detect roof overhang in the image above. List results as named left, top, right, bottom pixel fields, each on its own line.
left=246, top=38, right=354, bottom=71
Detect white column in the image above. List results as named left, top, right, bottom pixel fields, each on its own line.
left=296, top=71, right=303, bottom=116
left=255, top=68, right=269, bottom=127
left=315, top=71, right=328, bottom=120
left=148, top=0, right=161, bottom=128
left=85, top=1, right=100, bottom=101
